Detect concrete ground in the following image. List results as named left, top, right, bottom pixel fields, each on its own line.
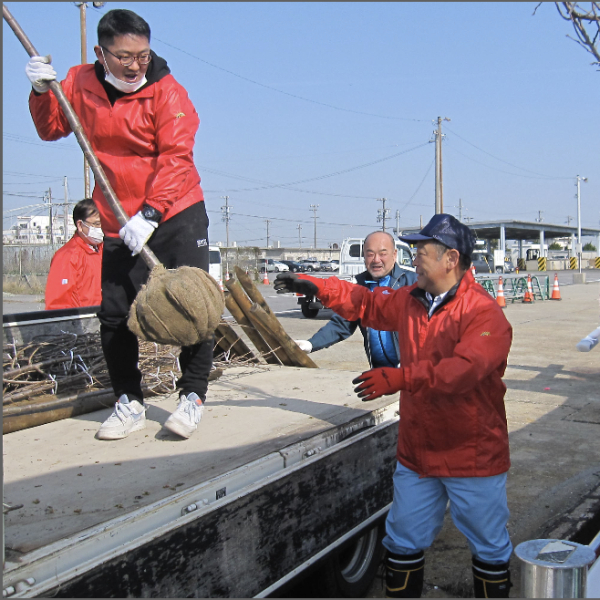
left=3, top=275, right=599, bottom=597
left=277, top=279, right=600, bottom=598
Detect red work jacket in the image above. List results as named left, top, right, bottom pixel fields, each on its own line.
left=318, top=270, right=513, bottom=478
left=45, top=235, right=103, bottom=310
left=29, top=65, right=203, bottom=237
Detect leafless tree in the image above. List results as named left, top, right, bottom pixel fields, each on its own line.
left=535, top=2, right=600, bottom=66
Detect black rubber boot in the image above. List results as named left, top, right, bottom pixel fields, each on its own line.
left=472, top=556, right=511, bottom=598
left=385, top=550, right=425, bottom=598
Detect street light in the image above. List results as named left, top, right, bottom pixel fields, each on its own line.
left=576, top=175, right=587, bottom=274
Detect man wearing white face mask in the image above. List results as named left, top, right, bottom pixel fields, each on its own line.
left=45, top=199, right=104, bottom=310
left=29, top=9, right=213, bottom=442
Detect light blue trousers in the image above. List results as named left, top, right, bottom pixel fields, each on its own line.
left=383, top=461, right=512, bottom=564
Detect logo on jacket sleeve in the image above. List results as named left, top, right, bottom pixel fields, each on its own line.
left=197, top=239, right=207, bottom=247
left=62, top=279, right=69, bottom=285
left=480, top=331, right=491, bottom=336
left=175, top=112, right=186, bottom=119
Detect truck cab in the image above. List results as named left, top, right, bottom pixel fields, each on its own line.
left=298, top=237, right=414, bottom=318
left=209, top=246, right=223, bottom=283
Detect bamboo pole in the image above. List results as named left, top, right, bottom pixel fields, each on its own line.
left=249, top=303, right=318, bottom=368
left=225, top=280, right=293, bottom=366
left=224, top=286, right=280, bottom=364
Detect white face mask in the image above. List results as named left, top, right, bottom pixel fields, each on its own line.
left=82, top=222, right=104, bottom=245
left=100, top=47, right=147, bottom=94
left=86, top=226, right=104, bottom=245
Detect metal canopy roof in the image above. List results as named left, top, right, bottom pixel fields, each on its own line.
left=399, top=220, right=600, bottom=241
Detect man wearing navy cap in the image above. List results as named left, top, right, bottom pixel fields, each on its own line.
left=275, top=214, right=513, bottom=598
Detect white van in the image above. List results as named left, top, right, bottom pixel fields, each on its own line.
left=209, top=245, right=223, bottom=282
left=338, top=237, right=415, bottom=278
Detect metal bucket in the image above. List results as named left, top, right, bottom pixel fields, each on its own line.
left=515, top=539, right=596, bottom=598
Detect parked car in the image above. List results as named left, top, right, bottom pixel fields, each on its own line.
left=330, top=260, right=339, bottom=271
left=319, top=260, right=337, bottom=272
left=298, top=258, right=321, bottom=272
left=279, top=260, right=306, bottom=273
left=259, top=259, right=289, bottom=273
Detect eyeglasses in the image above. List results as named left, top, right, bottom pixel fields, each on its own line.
left=82, top=220, right=102, bottom=229
left=101, top=46, right=152, bottom=67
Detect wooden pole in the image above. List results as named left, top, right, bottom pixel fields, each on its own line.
left=225, top=280, right=293, bottom=366
left=235, top=266, right=275, bottom=317
left=214, top=322, right=258, bottom=363
left=250, top=303, right=318, bottom=368
left=235, top=266, right=318, bottom=367
left=224, top=286, right=281, bottom=364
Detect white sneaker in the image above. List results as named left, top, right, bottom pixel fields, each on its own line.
left=164, top=392, right=204, bottom=439
left=96, top=395, right=146, bottom=440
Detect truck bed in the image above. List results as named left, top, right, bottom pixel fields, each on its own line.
left=4, top=364, right=398, bottom=596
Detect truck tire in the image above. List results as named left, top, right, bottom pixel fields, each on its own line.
left=301, top=303, right=320, bottom=319
left=318, top=521, right=385, bottom=597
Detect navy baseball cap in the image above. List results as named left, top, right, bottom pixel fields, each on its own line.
left=400, top=214, right=476, bottom=257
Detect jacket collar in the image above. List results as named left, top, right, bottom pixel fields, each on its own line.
left=73, top=233, right=102, bottom=254
left=356, top=263, right=409, bottom=288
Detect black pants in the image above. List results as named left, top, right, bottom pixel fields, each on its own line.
left=98, top=202, right=213, bottom=401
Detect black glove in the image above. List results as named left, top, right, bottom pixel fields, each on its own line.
left=274, top=272, right=321, bottom=296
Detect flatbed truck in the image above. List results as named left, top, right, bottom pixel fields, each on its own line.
left=3, top=308, right=397, bottom=598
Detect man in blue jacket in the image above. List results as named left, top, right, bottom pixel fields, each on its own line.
left=296, top=231, right=417, bottom=367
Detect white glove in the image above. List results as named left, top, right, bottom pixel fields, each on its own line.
left=26, top=55, right=57, bottom=93
left=119, top=212, right=158, bottom=256
left=295, top=340, right=313, bottom=353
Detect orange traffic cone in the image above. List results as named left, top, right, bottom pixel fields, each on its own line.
left=522, top=274, right=534, bottom=303
left=550, top=273, right=562, bottom=300
left=262, top=268, right=270, bottom=285
left=496, top=276, right=506, bottom=308
left=471, top=264, right=476, bottom=277
left=217, top=278, right=224, bottom=291
left=225, top=271, right=230, bottom=281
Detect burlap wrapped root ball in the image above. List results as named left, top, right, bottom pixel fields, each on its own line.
left=128, top=265, right=225, bottom=346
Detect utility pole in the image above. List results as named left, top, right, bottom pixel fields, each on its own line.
left=458, top=198, right=463, bottom=222
left=297, top=224, right=302, bottom=249
left=377, top=198, right=390, bottom=232
left=63, top=176, right=70, bottom=240
left=76, top=2, right=105, bottom=195
left=566, top=215, right=573, bottom=226
left=310, top=204, right=319, bottom=249
left=432, top=116, right=450, bottom=214
left=536, top=211, right=544, bottom=223
left=575, top=175, right=587, bottom=274
left=221, top=195, right=231, bottom=277
left=394, top=209, right=400, bottom=236
left=265, top=219, right=271, bottom=248
left=46, top=188, right=54, bottom=244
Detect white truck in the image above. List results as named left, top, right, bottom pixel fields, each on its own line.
left=209, top=245, right=223, bottom=283
left=2, top=307, right=398, bottom=598
left=297, top=237, right=415, bottom=318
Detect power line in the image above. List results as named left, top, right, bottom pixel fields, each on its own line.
left=153, top=37, right=429, bottom=122
left=446, top=146, right=573, bottom=180
left=199, top=141, right=430, bottom=196
left=443, top=126, right=572, bottom=180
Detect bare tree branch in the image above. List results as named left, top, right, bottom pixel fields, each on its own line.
left=554, top=2, right=600, bottom=65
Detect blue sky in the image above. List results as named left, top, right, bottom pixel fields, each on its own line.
left=3, top=2, right=599, bottom=247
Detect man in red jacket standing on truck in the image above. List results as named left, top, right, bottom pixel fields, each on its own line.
left=275, top=214, right=513, bottom=598
left=45, top=198, right=103, bottom=310
left=28, top=9, right=211, bottom=442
